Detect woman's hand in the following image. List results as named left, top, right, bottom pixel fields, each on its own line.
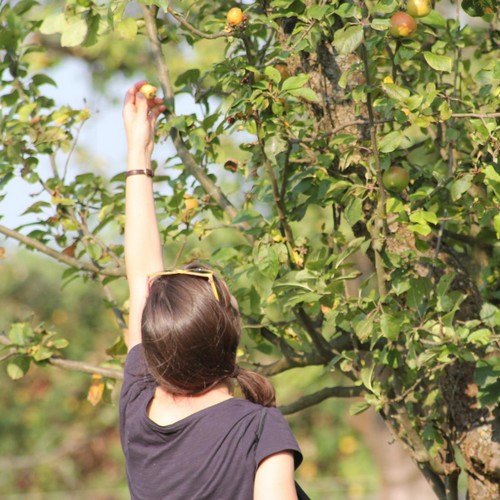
left=123, top=81, right=166, bottom=159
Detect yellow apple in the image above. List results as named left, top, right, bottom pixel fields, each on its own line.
left=227, top=7, right=243, bottom=26
left=407, top=0, right=432, bottom=18
left=139, top=83, right=157, bottom=99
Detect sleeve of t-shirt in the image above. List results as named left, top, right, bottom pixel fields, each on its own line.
left=120, top=344, right=155, bottom=405
left=254, top=407, right=303, bottom=470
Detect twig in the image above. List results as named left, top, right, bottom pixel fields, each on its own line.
left=260, top=326, right=298, bottom=360
left=279, top=385, right=364, bottom=415
left=62, top=119, right=86, bottom=181
left=451, top=112, right=500, bottom=118
left=256, top=130, right=295, bottom=247
left=0, top=224, right=124, bottom=277
left=294, top=307, right=332, bottom=360
left=166, top=7, right=230, bottom=40
left=279, top=141, right=292, bottom=202
left=49, top=357, right=123, bottom=379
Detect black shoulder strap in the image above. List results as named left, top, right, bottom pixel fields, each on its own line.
left=256, top=407, right=268, bottom=441
left=254, top=407, right=310, bottom=500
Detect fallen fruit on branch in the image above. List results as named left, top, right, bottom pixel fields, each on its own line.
left=139, top=83, right=157, bottom=99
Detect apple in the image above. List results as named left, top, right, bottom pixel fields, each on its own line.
left=406, top=0, right=432, bottom=18
left=389, top=12, right=417, bottom=38
left=382, top=166, right=410, bottom=192
left=227, top=7, right=243, bottom=26
left=182, top=195, right=199, bottom=222
left=139, top=83, right=157, bottom=99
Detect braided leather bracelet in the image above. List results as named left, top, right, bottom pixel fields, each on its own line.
left=125, top=169, right=154, bottom=178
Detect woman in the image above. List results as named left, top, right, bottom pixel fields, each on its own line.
left=120, top=82, right=303, bottom=499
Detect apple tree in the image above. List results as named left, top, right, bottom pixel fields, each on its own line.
left=0, top=0, right=499, bottom=498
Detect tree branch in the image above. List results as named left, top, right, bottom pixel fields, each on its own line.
left=0, top=334, right=123, bottom=379
left=294, top=307, right=332, bottom=360
left=48, top=357, right=123, bottom=379
left=279, top=385, right=364, bottom=415
left=257, top=130, right=295, bottom=247
left=0, top=224, right=124, bottom=277
left=166, top=7, right=230, bottom=40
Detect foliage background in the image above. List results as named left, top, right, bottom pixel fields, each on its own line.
left=1, top=0, right=498, bottom=498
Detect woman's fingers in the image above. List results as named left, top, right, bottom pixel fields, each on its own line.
left=123, top=81, right=149, bottom=109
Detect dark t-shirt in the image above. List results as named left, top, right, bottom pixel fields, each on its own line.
left=119, top=345, right=302, bottom=500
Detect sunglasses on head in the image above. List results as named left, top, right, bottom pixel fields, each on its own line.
left=147, top=268, right=220, bottom=302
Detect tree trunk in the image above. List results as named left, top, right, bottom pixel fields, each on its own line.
left=441, top=362, right=500, bottom=499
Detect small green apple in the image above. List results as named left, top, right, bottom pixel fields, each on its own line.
left=382, top=166, right=410, bottom=192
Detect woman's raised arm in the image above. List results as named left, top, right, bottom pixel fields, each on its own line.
left=123, top=82, right=166, bottom=350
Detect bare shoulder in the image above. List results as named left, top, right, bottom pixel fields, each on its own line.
left=254, top=451, right=297, bottom=500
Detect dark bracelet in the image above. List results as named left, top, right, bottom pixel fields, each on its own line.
left=125, top=169, right=154, bottom=178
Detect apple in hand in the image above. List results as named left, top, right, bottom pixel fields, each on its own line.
left=139, top=83, right=158, bottom=99
left=407, top=0, right=432, bottom=18
left=389, top=12, right=417, bottom=38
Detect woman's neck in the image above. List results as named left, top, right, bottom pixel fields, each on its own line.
left=147, top=382, right=233, bottom=426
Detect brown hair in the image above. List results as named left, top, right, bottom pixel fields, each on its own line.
left=141, top=263, right=276, bottom=407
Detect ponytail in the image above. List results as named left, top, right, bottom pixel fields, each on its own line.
left=234, top=367, right=276, bottom=408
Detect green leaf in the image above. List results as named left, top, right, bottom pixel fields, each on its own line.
left=7, top=323, right=32, bottom=346
left=32, top=345, right=53, bottom=362
left=378, top=130, right=403, bottom=153
left=382, top=83, right=410, bottom=101
left=39, top=12, right=65, bottom=35
left=480, top=303, right=500, bottom=328
left=354, top=317, right=373, bottom=342
left=467, top=328, right=491, bottom=346
left=32, top=74, right=57, bottom=87
left=344, top=197, right=363, bottom=226
left=380, top=313, right=400, bottom=341
left=61, top=18, right=88, bottom=47
left=371, top=18, right=391, bottom=30
left=490, top=218, right=500, bottom=239
left=349, top=401, right=371, bottom=416
left=409, top=209, right=438, bottom=226
left=407, top=277, right=431, bottom=311
left=281, top=74, right=309, bottom=92
left=115, top=18, right=138, bottom=41
left=449, top=174, right=473, bottom=201
left=7, top=357, right=31, bottom=380
left=264, top=65, right=282, bottom=83
left=419, top=10, right=447, bottom=28
left=52, top=338, right=69, bottom=349
left=175, top=69, right=201, bottom=87
left=436, top=272, right=456, bottom=298
left=333, top=25, right=364, bottom=54
left=306, top=4, right=330, bottom=19
left=360, top=364, right=376, bottom=392
left=288, top=87, right=319, bottom=102
left=423, top=52, right=453, bottom=73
